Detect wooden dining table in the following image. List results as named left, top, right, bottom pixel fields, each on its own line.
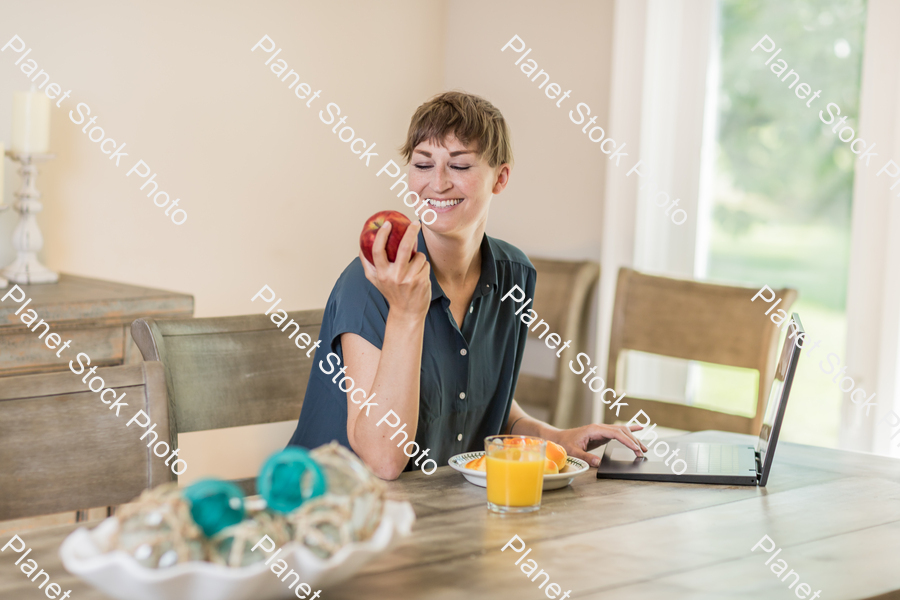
left=2, top=431, right=899, bottom=600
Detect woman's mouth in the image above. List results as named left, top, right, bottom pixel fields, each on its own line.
left=425, top=198, right=464, bottom=211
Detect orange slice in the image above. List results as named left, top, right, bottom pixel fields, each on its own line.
left=543, top=458, right=559, bottom=474
left=465, top=455, right=486, bottom=471
left=546, top=441, right=568, bottom=471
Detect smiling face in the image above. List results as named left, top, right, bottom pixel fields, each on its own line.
left=409, top=134, right=510, bottom=239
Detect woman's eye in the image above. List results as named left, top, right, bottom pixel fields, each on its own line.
left=413, top=163, right=470, bottom=171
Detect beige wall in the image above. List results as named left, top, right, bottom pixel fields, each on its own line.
left=1, top=0, right=446, bottom=317
left=443, top=0, right=614, bottom=260
left=0, top=0, right=613, bottom=484
left=443, top=0, right=614, bottom=421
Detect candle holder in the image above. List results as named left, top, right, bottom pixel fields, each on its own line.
left=2, top=150, right=58, bottom=284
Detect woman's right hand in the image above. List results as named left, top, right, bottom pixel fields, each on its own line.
left=359, top=221, right=431, bottom=321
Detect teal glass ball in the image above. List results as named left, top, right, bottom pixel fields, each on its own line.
left=182, top=479, right=245, bottom=538
left=257, top=448, right=327, bottom=514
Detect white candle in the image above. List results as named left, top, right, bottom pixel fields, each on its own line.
left=11, top=91, right=51, bottom=154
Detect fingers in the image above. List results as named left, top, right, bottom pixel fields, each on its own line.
left=408, top=251, right=429, bottom=276
left=396, top=221, right=421, bottom=264
left=371, top=221, right=392, bottom=270
left=359, top=218, right=430, bottom=317
left=624, top=425, right=649, bottom=452
left=584, top=423, right=647, bottom=454
left=611, top=426, right=645, bottom=457
left=569, top=448, right=602, bottom=469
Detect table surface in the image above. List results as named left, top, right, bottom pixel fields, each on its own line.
left=0, top=273, right=194, bottom=378
left=0, top=273, right=194, bottom=330
left=2, top=431, right=899, bottom=600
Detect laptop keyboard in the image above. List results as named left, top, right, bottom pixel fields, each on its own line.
left=682, top=444, right=743, bottom=474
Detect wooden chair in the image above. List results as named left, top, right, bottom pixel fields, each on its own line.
left=131, top=311, right=324, bottom=492
left=0, top=362, right=173, bottom=521
left=515, top=258, right=601, bottom=429
left=605, top=267, right=797, bottom=434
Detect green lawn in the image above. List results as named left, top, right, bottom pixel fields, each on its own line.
left=707, top=222, right=850, bottom=311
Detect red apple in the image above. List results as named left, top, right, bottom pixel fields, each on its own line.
left=359, top=210, right=412, bottom=264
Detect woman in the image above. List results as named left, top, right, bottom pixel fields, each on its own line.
left=288, top=91, right=647, bottom=479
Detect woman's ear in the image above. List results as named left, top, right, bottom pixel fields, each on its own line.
left=492, top=164, right=511, bottom=194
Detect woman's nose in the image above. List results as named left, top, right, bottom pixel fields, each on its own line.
left=431, top=167, right=451, bottom=192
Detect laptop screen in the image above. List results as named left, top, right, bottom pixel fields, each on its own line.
left=756, top=313, right=803, bottom=485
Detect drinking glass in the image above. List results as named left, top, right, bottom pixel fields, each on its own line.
left=484, top=435, right=546, bottom=514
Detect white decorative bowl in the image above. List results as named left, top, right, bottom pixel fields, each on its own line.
left=60, top=500, right=415, bottom=600
left=448, top=452, right=589, bottom=490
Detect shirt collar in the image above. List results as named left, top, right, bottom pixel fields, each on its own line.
left=417, top=228, right=498, bottom=302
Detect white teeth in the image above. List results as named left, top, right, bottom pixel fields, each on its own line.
left=426, top=198, right=463, bottom=208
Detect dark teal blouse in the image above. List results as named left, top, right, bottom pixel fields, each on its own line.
left=287, top=228, right=536, bottom=472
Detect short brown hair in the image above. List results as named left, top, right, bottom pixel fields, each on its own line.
left=400, top=91, right=513, bottom=168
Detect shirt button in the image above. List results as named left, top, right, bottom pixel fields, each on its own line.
left=459, top=392, right=466, bottom=400
left=460, top=348, right=467, bottom=356
left=457, top=433, right=463, bottom=441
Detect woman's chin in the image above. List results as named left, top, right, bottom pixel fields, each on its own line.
left=420, top=201, right=486, bottom=236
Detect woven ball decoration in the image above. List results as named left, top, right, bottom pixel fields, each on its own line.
left=257, top=447, right=327, bottom=513
left=182, top=479, right=246, bottom=538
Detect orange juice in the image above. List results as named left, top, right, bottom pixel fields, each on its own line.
left=484, top=435, right=547, bottom=514
left=485, top=435, right=547, bottom=513
left=486, top=452, right=544, bottom=507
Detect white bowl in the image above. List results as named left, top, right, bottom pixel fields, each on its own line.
left=447, top=452, right=589, bottom=490
left=60, top=500, right=415, bottom=600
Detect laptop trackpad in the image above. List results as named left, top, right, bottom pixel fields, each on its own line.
left=611, top=447, right=646, bottom=461
left=603, top=440, right=757, bottom=475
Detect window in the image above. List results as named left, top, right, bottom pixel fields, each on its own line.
left=695, top=0, right=868, bottom=447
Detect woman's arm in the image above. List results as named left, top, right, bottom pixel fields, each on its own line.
left=505, top=400, right=648, bottom=467
left=342, top=221, right=431, bottom=480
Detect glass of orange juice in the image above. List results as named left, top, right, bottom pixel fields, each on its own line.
left=485, top=435, right=546, bottom=514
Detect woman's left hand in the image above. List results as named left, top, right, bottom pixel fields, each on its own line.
left=551, top=424, right=648, bottom=468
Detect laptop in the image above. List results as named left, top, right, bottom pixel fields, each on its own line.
left=596, top=313, right=803, bottom=486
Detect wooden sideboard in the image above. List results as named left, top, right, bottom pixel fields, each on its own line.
left=0, top=274, right=193, bottom=378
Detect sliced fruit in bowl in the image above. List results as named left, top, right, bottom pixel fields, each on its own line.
left=546, top=441, right=568, bottom=471
left=450, top=451, right=589, bottom=491
left=465, top=455, right=486, bottom=471
left=465, top=454, right=560, bottom=475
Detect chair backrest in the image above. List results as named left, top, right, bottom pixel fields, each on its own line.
left=0, top=362, right=172, bottom=521
left=606, top=267, right=797, bottom=434
left=515, top=258, right=600, bottom=428
left=131, top=311, right=324, bottom=453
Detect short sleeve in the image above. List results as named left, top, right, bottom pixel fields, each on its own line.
left=327, top=258, right=390, bottom=353
left=525, top=267, right=537, bottom=313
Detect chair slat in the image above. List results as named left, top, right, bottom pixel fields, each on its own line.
left=131, top=311, right=322, bottom=464
left=606, top=267, right=796, bottom=433
left=0, top=362, right=172, bottom=520
left=517, top=258, right=600, bottom=429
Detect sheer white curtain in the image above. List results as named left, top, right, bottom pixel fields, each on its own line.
left=594, top=0, right=717, bottom=423
left=842, top=0, right=900, bottom=458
